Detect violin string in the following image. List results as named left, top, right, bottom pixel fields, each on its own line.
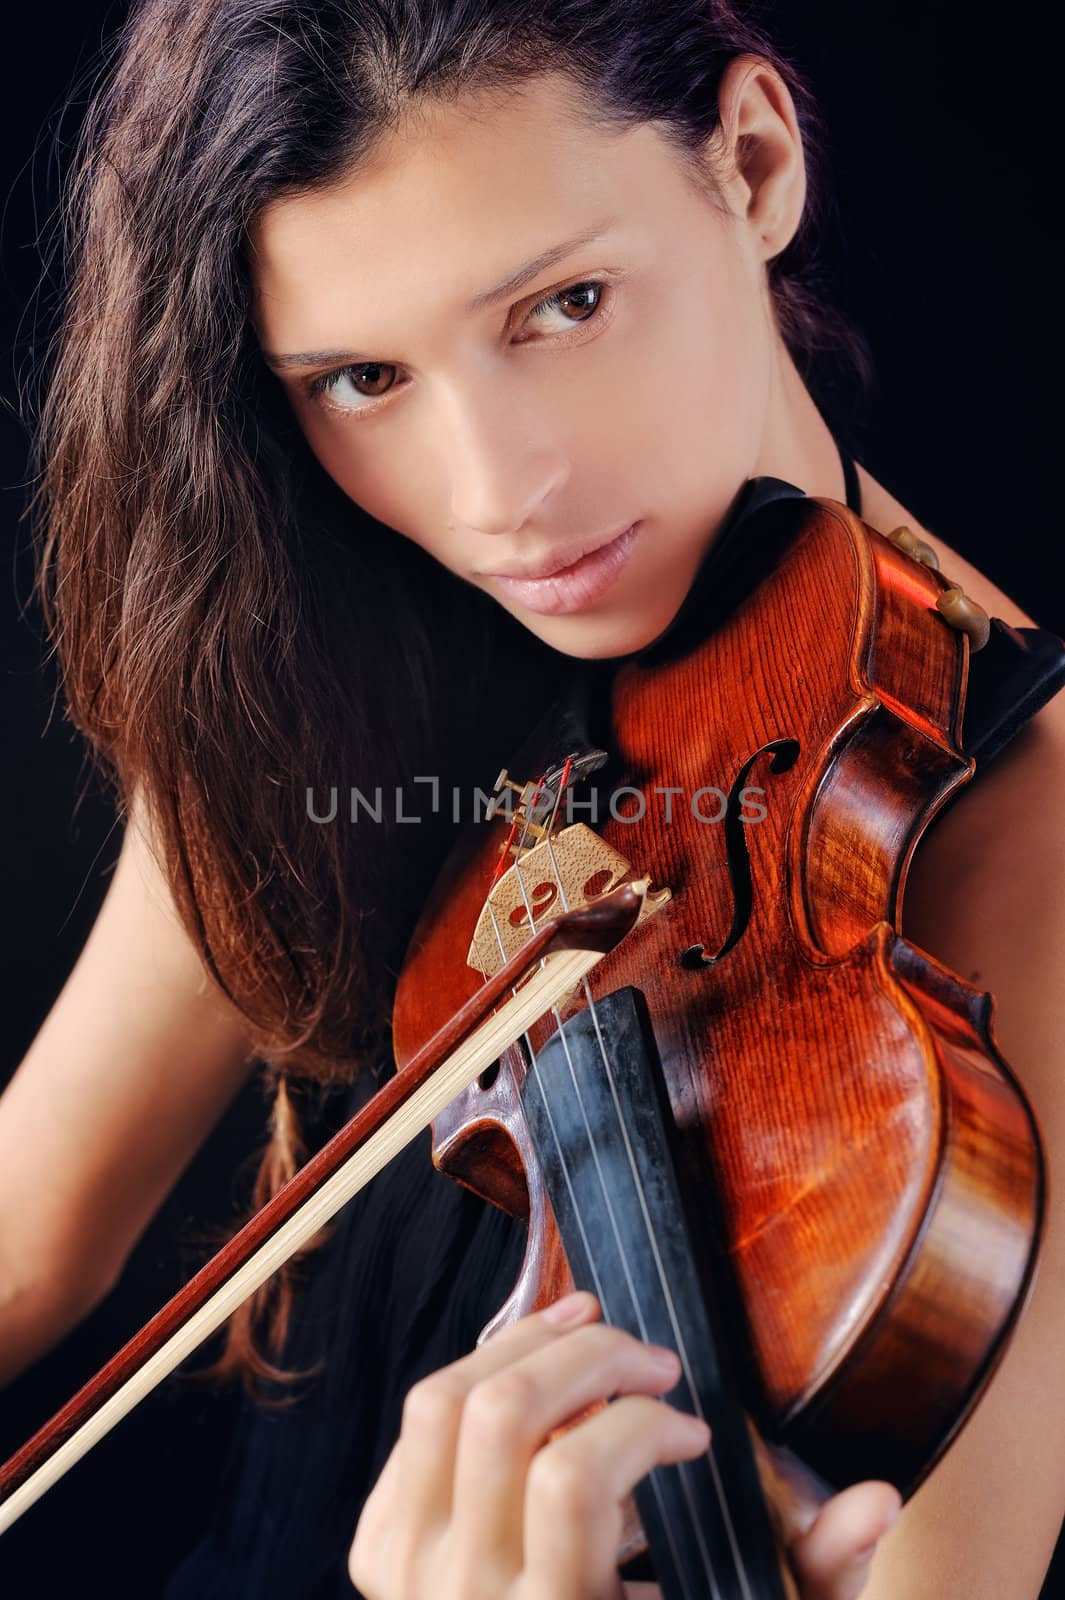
left=486, top=770, right=744, bottom=1600
left=525, top=805, right=710, bottom=1599
left=481, top=785, right=695, bottom=1599
left=575, top=970, right=754, bottom=1600
left=542, top=771, right=754, bottom=1598
left=531, top=815, right=752, bottom=1600
left=506, top=986, right=705, bottom=1596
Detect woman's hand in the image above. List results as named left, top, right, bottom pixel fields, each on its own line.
left=348, top=1290, right=901, bottom=1600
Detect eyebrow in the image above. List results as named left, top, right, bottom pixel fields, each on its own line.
left=261, top=216, right=618, bottom=372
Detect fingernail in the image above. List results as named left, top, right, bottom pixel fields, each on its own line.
left=542, top=1291, right=593, bottom=1325
left=648, top=1345, right=682, bottom=1375
left=680, top=1411, right=711, bottom=1444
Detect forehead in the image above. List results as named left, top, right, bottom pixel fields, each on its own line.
left=248, top=72, right=686, bottom=345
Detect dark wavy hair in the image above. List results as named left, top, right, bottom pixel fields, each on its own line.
left=30, top=0, right=859, bottom=1396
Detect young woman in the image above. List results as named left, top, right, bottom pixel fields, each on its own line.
left=3, top=2, right=1064, bottom=1596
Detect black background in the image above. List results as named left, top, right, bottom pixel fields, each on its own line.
left=1, top=2, right=1062, bottom=1593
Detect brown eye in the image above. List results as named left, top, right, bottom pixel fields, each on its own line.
left=557, top=284, right=601, bottom=320
left=307, top=277, right=612, bottom=416
left=310, top=361, right=399, bottom=408
left=347, top=362, right=396, bottom=396
left=525, top=280, right=604, bottom=330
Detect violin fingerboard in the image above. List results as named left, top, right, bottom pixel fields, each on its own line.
left=521, top=986, right=792, bottom=1600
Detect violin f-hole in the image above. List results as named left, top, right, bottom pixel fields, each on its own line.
left=678, top=737, right=800, bottom=970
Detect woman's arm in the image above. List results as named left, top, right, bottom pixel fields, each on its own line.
left=0, top=797, right=259, bottom=1386
left=880, top=538, right=1065, bottom=1597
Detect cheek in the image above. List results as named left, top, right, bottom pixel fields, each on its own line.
left=584, top=250, right=772, bottom=527
left=296, top=412, right=419, bottom=532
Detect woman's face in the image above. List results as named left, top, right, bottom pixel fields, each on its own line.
left=251, top=70, right=784, bottom=660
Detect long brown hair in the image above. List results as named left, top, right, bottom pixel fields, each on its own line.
left=30, top=0, right=861, bottom=1396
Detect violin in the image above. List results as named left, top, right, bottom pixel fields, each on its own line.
left=0, top=487, right=1046, bottom=1600
left=390, top=486, right=1045, bottom=1595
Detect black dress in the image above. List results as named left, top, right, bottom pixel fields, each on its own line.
left=162, top=462, right=1065, bottom=1599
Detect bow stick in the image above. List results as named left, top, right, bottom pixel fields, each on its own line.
left=0, top=880, right=647, bottom=1533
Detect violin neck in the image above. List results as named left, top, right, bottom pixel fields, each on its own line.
left=521, top=985, right=796, bottom=1600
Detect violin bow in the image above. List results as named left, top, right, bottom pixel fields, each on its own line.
left=0, top=880, right=647, bottom=1534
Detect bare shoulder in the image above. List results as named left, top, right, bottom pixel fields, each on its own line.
left=869, top=534, right=1065, bottom=1595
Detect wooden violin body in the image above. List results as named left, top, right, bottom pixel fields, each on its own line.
left=392, top=494, right=1045, bottom=1513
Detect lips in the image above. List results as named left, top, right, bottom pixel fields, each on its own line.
left=479, top=522, right=636, bottom=583
left=483, top=522, right=641, bottom=617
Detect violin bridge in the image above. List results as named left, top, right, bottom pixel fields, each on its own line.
left=466, top=823, right=671, bottom=986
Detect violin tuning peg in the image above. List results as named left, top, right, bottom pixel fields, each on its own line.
left=888, top=524, right=940, bottom=570
left=888, top=524, right=919, bottom=555
left=936, top=585, right=991, bottom=651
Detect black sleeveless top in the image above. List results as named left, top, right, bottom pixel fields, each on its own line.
left=162, top=461, right=1065, bottom=1599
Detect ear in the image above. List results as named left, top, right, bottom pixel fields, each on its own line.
left=711, top=54, right=808, bottom=262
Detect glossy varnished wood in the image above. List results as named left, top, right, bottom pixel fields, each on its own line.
left=392, top=497, right=1045, bottom=1498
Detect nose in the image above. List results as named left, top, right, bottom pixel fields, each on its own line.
left=443, top=386, right=569, bottom=538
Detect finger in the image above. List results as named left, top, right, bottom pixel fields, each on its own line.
left=392, top=1291, right=601, bottom=1534
left=351, top=1440, right=403, bottom=1547
left=789, top=1480, right=902, bottom=1600
left=348, top=1444, right=406, bottom=1595
left=523, top=1393, right=712, bottom=1595
left=451, top=1321, right=689, bottom=1572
